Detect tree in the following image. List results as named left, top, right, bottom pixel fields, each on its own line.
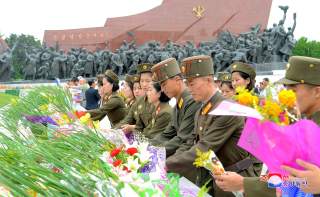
left=4, top=34, right=41, bottom=79
left=292, top=37, right=320, bottom=58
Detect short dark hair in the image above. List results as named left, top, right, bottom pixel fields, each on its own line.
left=105, top=76, right=119, bottom=92
left=88, top=80, right=94, bottom=86
left=237, top=71, right=255, bottom=91
left=263, top=78, right=269, bottom=82
left=153, top=82, right=170, bottom=103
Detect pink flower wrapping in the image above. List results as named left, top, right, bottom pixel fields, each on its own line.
left=238, top=117, right=320, bottom=175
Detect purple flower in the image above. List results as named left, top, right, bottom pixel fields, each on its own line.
left=125, top=132, right=135, bottom=144
left=25, top=115, right=58, bottom=126
left=140, top=146, right=158, bottom=173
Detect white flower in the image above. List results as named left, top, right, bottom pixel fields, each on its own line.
left=137, top=143, right=152, bottom=164
left=125, top=157, right=141, bottom=172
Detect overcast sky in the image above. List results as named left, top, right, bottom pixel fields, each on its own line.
left=0, top=0, right=319, bottom=41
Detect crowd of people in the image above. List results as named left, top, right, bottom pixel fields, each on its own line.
left=64, top=54, right=320, bottom=197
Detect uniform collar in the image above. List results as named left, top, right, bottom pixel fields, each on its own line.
left=201, top=91, right=222, bottom=115
left=177, top=89, right=189, bottom=109
left=127, top=98, right=135, bottom=106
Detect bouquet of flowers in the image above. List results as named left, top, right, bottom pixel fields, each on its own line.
left=0, top=86, right=188, bottom=196
left=213, top=87, right=320, bottom=197
left=193, top=148, right=225, bottom=176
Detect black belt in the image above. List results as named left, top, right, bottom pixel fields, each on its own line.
left=225, top=157, right=253, bottom=172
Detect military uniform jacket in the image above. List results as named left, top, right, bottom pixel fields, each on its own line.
left=88, top=92, right=126, bottom=126
left=133, top=96, right=156, bottom=134
left=142, top=102, right=172, bottom=139
left=166, top=92, right=260, bottom=197
left=125, top=98, right=136, bottom=112
left=114, top=98, right=140, bottom=128
left=151, top=89, right=201, bottom=157
left=243, top=110, right=320, bottom=197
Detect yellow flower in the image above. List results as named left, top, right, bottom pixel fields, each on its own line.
left=93, top=120, right=100, bottom=129
left=39, top=104, right=48, bottom=111
left=63, top=114, right=71, bottom=124
left=278, top=89, right=296, bottom=108
left=10, top=98, right=18, bottom=106
left=193, top=148, right=211, bottom=168
left=80, top=113, right=91, bottom=124
left=235, top=87, right=259, bottom=106
left=263, top=101, right=282, bottom=118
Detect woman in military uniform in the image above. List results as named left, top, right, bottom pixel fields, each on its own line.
left=122, top=74, right=137, bottom=111
left=215, top=56, right=320, bottom=197
left=132, top=75, right=144, bottom=99
left=219, top=73, right=235, bottom=99
left=231, top=62, right=258, bottom=93
left=140, top=82, right=172, bottom=139
left=114, top=75, right=144, bottom=130
left=87, top=70, right=126, bottom=126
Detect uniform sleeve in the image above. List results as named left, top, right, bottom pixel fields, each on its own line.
left=145, top=111, right=172, bottom=139
left=88, top=97, right=120, bottom=121
left=243, top=177, right=276, bottom=197
left=150, top=116, right=176, bottom=145
left=196, top=115, right=243, bottom=153
left=166, top=115, right=244, bottom=182
left=114, top=104, right=135, bottom=128
left=164, top=101, right=200, bottom=156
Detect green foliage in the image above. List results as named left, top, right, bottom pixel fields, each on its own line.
left=0, top=93, right=18, bottom=108
left=4, top=34, right=41, bottom=79
left=292, top=37, right=320, bottom=58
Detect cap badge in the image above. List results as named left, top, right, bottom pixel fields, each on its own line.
left=286, top=63, right=290, bottom=69
left=181, top=66, right=186, bottom=74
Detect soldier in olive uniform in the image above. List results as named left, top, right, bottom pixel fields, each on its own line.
left=133, top=63, right=156, bottom=134
left=88, top=70, right=126, bottom=126
left=231, top=62, right=257, bottom=93
left=150, top=57, right=201, bottom=157
left=115, top=63, right=155, bottom=134
left=215, top=71, right=230, bottom=88
left=123, top=74, right=136, bottom=110
left=214, top=56, right=320, bottom=197
left=218, top=72, right=235, bottom=99
left=141, top=82, right=172, bottom=139
left=114, top=75, right=142, bottom=130
left=278, top=56, right=320, bottom=197
left=166, top=55, right=261, bottom=197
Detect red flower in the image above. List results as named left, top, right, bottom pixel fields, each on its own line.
left=110, top=148, right=121, bottom=157
left=52, top=167, right=61, bottom=173
left=75, top=111, right=86, bottom=119
left=126, top=147, right=138, bottom=156
left=123, top=166, right=131, bottom=173
left=113, top=159, right=122, bottom=167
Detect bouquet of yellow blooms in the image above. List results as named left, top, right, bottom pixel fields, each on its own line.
left=193, top=148, right=225, bottom=176
left=234, top=87, right=297, bottom=125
